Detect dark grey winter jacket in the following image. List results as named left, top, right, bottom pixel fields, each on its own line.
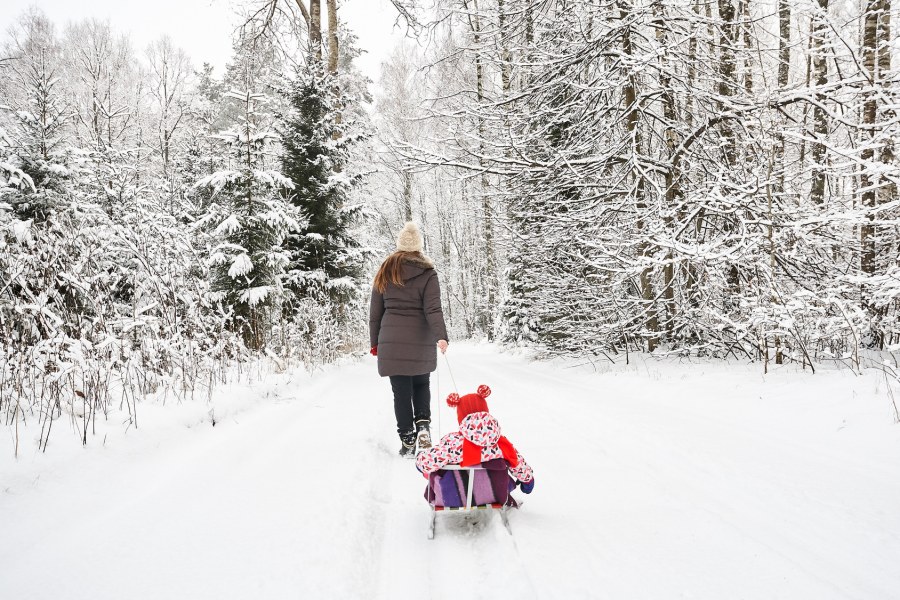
left=369, top=254, right=449, bottom=377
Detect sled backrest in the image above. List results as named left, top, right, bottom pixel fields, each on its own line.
left=427, top=459, right=512, bottom=510
left=441, top=465, right=481, bottom=509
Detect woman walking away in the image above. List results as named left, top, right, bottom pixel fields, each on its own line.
left=370, top=222, right=449, bottom=457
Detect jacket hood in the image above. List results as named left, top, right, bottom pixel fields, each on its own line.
left=459, top=411, right=501, bottom=448
left=400, top=254, right=434, bottom=281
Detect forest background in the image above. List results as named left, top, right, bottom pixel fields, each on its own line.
left=2, top=0, right=900, bottom=454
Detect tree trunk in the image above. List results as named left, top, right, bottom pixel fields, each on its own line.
left=656, top=2, right=678, bottom=340
left=525, top=0, right=533, bottom=43
left=402, top=170, right=413, bottom=222
left=498, top=0, right=511, bottom=93
left=777, top=0, right=791, bottom=87
left=327, top=0, right=338, bottom=75
left=774, top=0, right=791, bottom=197
left=718, top=0, right=742, bottom=300
left=683, top=0, right=703, bottom=310
left=809, top=0, right=829, bottom=205
left=326, top=0, right=342, bottom=140
left=860, top=0, right=884, bottom=282
left=464, top=0, right=495, bottom=337
left=621, top=5, right=657, bottom=351
left=717, top=0, right=738, bottom=167
left=740, top=0, right=753, bottom=93
left=310, top=0, right=322, bottom=60
left=522, top=0, right=534, bottom=88
left=876, top=0, right=894, bottom=228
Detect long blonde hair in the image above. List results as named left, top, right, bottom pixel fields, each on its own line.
left=374, top=251, right=420, bottom=293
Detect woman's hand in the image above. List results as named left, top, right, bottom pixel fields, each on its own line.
left=437, top=340, right=448, bottom=354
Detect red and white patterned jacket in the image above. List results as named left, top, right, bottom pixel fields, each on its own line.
left=416, top=411, right=534, bottom=482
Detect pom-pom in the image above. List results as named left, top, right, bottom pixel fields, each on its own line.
left=477, top=384, right=491, bottom=399
left=446, top=393, right=461, bottom=407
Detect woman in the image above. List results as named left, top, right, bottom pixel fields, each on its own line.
left=369, top=222, right=449, bottom=457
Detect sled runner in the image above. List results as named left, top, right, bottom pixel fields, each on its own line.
left=425, top=460, right=516, bottom=539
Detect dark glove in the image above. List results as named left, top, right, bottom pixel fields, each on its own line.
left=520, top=478, right=535, bottom=494
left=370, top=346, right=377, bottom=356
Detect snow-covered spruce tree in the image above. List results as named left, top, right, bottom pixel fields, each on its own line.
left=176, top=63, right=229, bottom=218
left=196, top=81, right=299, bottom=351
left=0, top=8, right=69, bottom=221
left=237, top=3, right=375, bottom=358
left=278, top=58, right=365, bottom=316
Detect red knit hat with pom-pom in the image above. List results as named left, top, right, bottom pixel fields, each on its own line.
left=446, top=384, right=491, bottom=423
left=445, top=385, right=519, bottom=468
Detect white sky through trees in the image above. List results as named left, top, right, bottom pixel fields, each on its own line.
left=0, top=0, right=405, bottom=82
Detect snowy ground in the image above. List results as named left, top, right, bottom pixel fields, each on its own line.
left=2, top=343, right=900, bottom=600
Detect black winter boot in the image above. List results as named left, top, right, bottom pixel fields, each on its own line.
left=415, top=419, right=432, bottom=452
left=398, top=430, right=417, bottom=458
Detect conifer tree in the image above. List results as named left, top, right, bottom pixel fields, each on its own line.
left=1, top=9, right=68, bottom=222
left=279, top=59, right=364, bottom=313
left=196, top=84, right=299, bottom=350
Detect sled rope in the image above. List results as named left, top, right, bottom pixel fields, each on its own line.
left=436, top=353, right=458, bottom=440
left=443, top=353, right=459, bottom=395
left=436, top=354, right=441, bottom=439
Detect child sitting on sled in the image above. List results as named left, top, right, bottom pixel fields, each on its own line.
left=415, top=385, right=535, bottom=499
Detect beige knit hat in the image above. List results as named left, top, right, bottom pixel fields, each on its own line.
left=396, top=221, right=424, bottom=252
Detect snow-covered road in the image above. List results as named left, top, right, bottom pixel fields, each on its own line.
left=3, top=344, right=899, bottom=599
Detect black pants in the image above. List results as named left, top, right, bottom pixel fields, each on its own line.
left=389, top=373, right=431, bottom=434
